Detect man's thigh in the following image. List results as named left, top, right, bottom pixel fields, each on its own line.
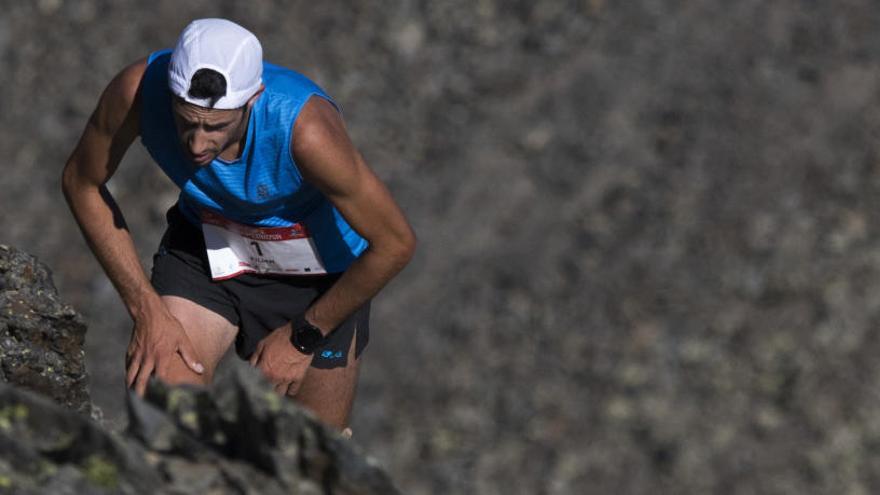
left=156, top=295, right=238, bottom=385
left=157, top=294, right=361, bottom=431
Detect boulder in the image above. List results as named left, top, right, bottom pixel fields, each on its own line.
left=0, top=369, right=400, bottom=495
left=0, top=245, right=90, bottom=414
left=0, top=383, right=160, bottom=494
left=127, top=368, right=401, bottom=495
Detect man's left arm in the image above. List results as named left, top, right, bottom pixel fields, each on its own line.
left=249, top=96, right=415, bottom=394
left=293, top=96, right=417, bottom=334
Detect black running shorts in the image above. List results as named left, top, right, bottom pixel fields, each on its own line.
left=150, top=204, right=369, bottom=369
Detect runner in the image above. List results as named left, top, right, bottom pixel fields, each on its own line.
left=61, top=18, right=416, bottom=431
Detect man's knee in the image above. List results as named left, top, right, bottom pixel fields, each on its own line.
left=291, top=359, right=360, bottom=430
left=156, top=353, right=215, bottom=387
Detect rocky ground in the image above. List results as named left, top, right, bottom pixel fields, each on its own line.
left=3, top=0, right=880, bottom=493
left=0, top=370, right=400, bottom=495
left=0, top=245, right=90, bottom=415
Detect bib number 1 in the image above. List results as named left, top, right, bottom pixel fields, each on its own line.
left=200, top=210, right=327, bottom=280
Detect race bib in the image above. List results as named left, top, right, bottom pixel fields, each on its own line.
left=200, top=210, right=327, bottom=280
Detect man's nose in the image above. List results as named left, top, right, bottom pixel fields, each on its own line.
left=189, top=131, right=209, bottom=154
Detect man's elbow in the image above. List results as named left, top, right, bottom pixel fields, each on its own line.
left=61, top=159, right=96, bottom=207
left=401, top=229, right=417, bottom=262
left=61, top=161, right=77, bottom=201
left=389, top=228, right=417, bottom=269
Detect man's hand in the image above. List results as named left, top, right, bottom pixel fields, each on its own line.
left=125, top=308, right=205, bottom=396
left=249, top=323, right=313, bottom=396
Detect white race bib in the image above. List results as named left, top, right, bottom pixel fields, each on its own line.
left=200, top=210, right=327, bottom=280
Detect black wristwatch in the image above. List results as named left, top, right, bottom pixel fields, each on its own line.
left=290, top=314, right=326, bottom=355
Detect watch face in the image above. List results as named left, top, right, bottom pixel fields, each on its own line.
left=295, top=324, right=324, bottom=353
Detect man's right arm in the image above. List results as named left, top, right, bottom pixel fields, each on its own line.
left=61, top=59, right=161, bottom=322
left=61, top=59, right=203, bottom=393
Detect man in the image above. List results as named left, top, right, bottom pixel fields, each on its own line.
left=61, top=18, right=416, bottom=432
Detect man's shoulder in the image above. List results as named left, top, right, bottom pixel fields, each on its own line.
left=101, top=58, right=149, bottom=114
left=145, top=49, right=172, bottom=68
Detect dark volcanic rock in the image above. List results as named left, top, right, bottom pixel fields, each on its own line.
left=127, top=368, right=401, bottom=495
left=0, top=382, right=161, bottom=494
left=0, top=245, right=90, bottom=414
left=0, top=369, right=399, bottom=495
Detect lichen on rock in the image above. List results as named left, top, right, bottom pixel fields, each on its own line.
left=0, top=245, right=90, bottom=415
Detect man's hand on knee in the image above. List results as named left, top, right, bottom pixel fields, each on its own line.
left=249, top=323, right=312, bottom=396
left=126, top=303, right=205, bottom=396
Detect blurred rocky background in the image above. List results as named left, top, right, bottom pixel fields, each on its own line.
left=2, top=0, right=880, bottom=493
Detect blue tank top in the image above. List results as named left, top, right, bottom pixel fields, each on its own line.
left=139, top=50, right=367, bottom=273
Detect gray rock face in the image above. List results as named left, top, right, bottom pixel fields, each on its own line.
left=0, top=369, right=399, bottom=495
left=127, top=368, right=401, bottom=495
left=0, top=245, right=90, bottom=414
left=0, top=383, right=161, bottom=495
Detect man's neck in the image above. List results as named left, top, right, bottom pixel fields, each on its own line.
left=218, top=106, right=252, bottom=162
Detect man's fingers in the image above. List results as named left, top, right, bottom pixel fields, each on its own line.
left=273, top=381, right=289, bottom=396
left=134, top=358, right=156, bottom=396
left=285, top=381, right=300, bottom=397
left=126, top=352, right=143, bottom=387
left=249, top=343, right=264, bottom=367
left=177, top=341, right=205, bottom=375
left=125, top=343, right=140, bottom=369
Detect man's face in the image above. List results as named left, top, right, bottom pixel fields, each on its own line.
left=171, top=98, right=247, bottom=166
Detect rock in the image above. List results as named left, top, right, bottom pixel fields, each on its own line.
left=0, top=370, right=400, bottom=494
left=127, top=367, right=401, bottom=495
left=0, top=245, right=90, bottom=414
left=0, top=382, right=161, bottom=494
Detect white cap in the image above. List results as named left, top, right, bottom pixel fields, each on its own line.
left=168, top=19, right=263, bottom=109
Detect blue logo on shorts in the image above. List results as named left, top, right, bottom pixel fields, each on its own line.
left=320, top=350, right=344, bottom=359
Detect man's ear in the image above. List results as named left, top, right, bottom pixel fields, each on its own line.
left=246, top=84, right=266, bottom=109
